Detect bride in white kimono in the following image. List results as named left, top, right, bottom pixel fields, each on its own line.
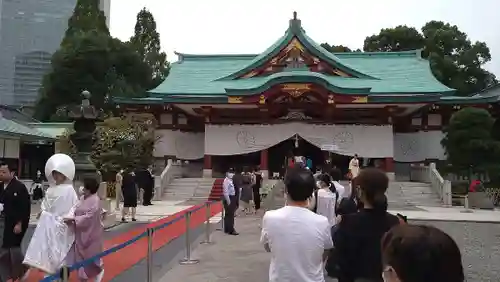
left=23, top=153, right=79, bottom=275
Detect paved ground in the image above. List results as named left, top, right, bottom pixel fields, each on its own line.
left=158, top=180, right=500, bottom=282
left=158, top=215, right=500, bottom=282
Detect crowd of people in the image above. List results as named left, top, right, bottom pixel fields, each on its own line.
left=255, top=160, right=465, bottom=282
left=222, top=166, right=265, bottom=235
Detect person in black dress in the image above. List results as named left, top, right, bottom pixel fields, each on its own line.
left=31, top=170, right=44, bottom=203
left=121, top=169, right=137, bottom=222
left=0, top=162, right=30, bottom=281
left=252, top=167, right=263, bottom=211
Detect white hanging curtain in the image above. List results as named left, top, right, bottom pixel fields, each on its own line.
left=154, top=129, right=205, bottom=160
left=204, top=124, right=296, bottom=156
left=393, top=131, right=445, bottom=162
left=204, top=123, right=394, bottom=158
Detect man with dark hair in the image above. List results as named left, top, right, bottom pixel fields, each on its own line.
left=260, top=166, right=333, bottom=282
left=0, top=162, right=31, bottom=281
left=222, top=168, right=238, bottom=235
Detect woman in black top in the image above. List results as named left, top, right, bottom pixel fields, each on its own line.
left=121, top=170, right=138, bottom=222
left=252, top=167, right=262, bottom=211
left=334, top=168, right=400, bottom=282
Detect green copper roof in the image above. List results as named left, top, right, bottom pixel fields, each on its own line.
left=117, top=14, right=459, bottom=105
left=0, top=117, right=55, bottom=140
left=437, top=84, right=500, bottom=104
left=148, top=50, right=453, bottom=97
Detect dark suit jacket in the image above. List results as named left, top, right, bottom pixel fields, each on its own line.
left=135, top=169, right=154, bottom=189
left=0, top=179, right=31, bottom=248
left=232, top=173, right=243, bottom=200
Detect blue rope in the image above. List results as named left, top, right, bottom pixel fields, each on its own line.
left=39, top=200, right=220, bottom=281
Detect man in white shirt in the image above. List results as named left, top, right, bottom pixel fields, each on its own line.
left=261, top=166, right=333, bottom=282
left=223, top=168, right=238, bottom=235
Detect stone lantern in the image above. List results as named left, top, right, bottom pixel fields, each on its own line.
left=68, top=90, right=100, bottom=185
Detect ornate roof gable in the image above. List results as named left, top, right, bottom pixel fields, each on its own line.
left=220, top=12, right=374, bottom=80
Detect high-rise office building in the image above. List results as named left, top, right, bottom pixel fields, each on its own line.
left=0, top=0, right=111, bottom=107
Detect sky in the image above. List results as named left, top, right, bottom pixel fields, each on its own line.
left=109, top=0, right=500, bottom=76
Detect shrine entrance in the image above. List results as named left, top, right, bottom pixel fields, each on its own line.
left=268, top=135, right=324, bottom=177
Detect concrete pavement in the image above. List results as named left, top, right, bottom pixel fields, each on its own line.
left=158, top=216, right=272, bottom=282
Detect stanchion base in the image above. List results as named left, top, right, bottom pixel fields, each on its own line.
left=461, top=209, right=474, bottom=213
left=200, top=240, right=215, bottom=245
left=179, top=258, right=200, bottom=265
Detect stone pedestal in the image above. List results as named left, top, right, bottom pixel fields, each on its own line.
left=98, top=182, right=117, bottom=228
left=101, top=198, right=117, bottom=228
left=261, top=170, right=269, bottom=180
left=386, top=172, right=395, bottom=181
left=203, top=169, right=213, bottom=178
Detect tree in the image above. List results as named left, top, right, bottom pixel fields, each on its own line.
left=129, top=8, right=169, bottom=90
left=34, top=32, right=150, bottom=121
left=320, top=43, right=353, bottom=53
left=59, top=114, right=157, bottom=179
left=62, top=0, right=109, bottom=45
left=363, top=22, right=497, bottom=95
left=364, top=26, right=425, bottom=52
left=441, top=107, right=500, bottom=175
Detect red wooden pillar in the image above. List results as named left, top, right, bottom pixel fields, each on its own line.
left=260, top=148, right=268, bottom=170
left=204, top=155, right=212, bottom=169
left=384, top=157, right=394, bottom=172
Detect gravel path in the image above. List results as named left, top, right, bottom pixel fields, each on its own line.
left=413, top=220, right=500, bottom=282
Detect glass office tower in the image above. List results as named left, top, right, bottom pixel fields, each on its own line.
left=0, top=0, right=111, bottom=107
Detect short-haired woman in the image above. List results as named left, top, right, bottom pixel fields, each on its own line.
left=381, top=224, right=464, bottom=282
left=64, top=178, right=105, bottom=282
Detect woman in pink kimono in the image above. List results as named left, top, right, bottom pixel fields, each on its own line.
left=64, top=178, right=104, bottom=282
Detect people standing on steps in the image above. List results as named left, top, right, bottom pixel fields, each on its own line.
left=121, top=169, right=137, bottom=222
left=0, top=162, right=31, bottom=281
left=222, top=169, right=238, bottom=235
left=24, top=154, right=79, bottom=277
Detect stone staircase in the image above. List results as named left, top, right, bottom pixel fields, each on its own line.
left=163, top=177, right=216, bottom=202
left=387, top=181, right=443, bottom=210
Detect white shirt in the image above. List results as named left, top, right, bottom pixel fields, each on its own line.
left=332, top=181, right=346, bottom=199
left=316, top=189, right=338, bottom=227
left=222, top=177, right=235, bottom=203
left=260, top=206, right=333, bottom=282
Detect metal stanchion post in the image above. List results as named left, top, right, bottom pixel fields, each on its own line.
left=216, top=200, right=225, bottom=231
left=179, top=211, right=200, bottom=265
left=200, top=202, right=214, bottom=245
left=59, top=266, right=69, bottom=282
left=462, top=195, right=473, bottom=213
left=146, top=228, right=154, bottom=282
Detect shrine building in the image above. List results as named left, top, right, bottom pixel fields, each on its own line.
left=115, top=13, right=500, bottom=179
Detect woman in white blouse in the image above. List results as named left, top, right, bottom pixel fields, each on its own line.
left=309, top=174, right=340, bottom=227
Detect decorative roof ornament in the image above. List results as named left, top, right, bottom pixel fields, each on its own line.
left=279, top=110, right=312, bottom=121
left=289, top=11, right=301, bottom=31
